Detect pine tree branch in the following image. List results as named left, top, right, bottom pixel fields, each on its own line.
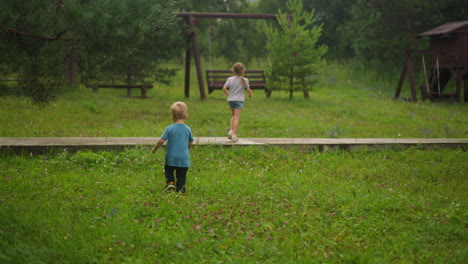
left=3, top=27, right=78, bottom=41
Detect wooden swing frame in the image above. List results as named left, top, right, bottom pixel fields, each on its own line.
left=394, top=48, right=465, bottom=102
left=176, top=12, right=278, bottom=100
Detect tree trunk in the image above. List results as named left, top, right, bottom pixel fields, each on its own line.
left=63, top=47, right=77, bottom=85
left=126, top=73, right=132, bottom=97
left=289, top=74, right=294, bottom=99
left=302, top=77, right=309, bottom=99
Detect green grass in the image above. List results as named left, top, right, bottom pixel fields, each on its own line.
left=0, top=146, right=466, bottom=263
left=0, top=63, right=466, bottom=138
left=1, top=62, right=466, bottom=263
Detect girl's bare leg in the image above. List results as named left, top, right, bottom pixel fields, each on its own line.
left=230, top=108, right=242, bottom=137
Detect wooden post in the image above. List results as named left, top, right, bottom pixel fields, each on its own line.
left=464, top=76, right=468, bottom=103
left=453, top=68, right=466, bottom=102
left=141, top=86, right=147, bottom=99
left=407, top=53, right=417, bottom=101
left=187, top=15, right=206, bottom=100
left=394, top=51, right=409, bottom=99
left=126, top=74, right=132, bottom=97
left=184, top=39, right=191, bottom=98
left=395, top=49, right=417, bottom=101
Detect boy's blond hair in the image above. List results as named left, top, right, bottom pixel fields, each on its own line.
left=171, top=101, right=188, bottom=121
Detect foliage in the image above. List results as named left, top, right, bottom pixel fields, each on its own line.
left=181, top=0, right=232, bottom=12
left=208, top=18, right=270, bottom=64
left=182, top=0, right=271, bottom=64
left=0, top=0, right=180, bottom=105
left=76, top=0, right=182, bottom=84
left=264, top=0, right=327, bottom=99
left=339, top=0, right=468, bottom=65
left=256, top=0, right=468, bottom=65
left=255, top=0, right=287, bottom=13
left=301, top=0, right=357, bottom=60
left=0, top=147, right=466, bottom=263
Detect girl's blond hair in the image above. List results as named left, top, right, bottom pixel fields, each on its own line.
left=232, top=62, right=248, bottom=89
left=171, top=101, right=188, bottom=121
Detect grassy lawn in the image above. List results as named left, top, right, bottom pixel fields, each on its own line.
left=0, top=63, right=466, bottom=263
left=0, top=63, right=466, bottom=138
left=0, top=146, right=466, bottom=263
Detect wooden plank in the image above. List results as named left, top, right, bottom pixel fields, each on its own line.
left=2, top=137, right=466, bottom=155
left=85, top=84, right=153, bottom=98
left=89, top=84, right=153, bottom=88
left=206, top=69, right=265, bottom=73
left=207, top=74, right=265, bottom=79
left=177, top=12, right=278, bottom=20
left=3, top=137, right=467, bottom=146
left=208, top=80, right=267, bottom=84
left=209, top=86, right=266, bottom=90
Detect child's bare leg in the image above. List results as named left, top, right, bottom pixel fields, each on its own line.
left=230, top=108, right=242, bottom=136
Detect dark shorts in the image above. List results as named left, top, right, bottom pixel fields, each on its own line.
left=228, top=101, right=244, bottom=109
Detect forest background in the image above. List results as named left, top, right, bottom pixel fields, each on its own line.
left=1, top=0, right=467, bottom=104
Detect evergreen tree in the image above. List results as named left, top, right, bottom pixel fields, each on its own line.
left=0, top=0, right=180, bottom=105
left=264, top=0, right=327, bottom=99
left=302, top=0, right=357, bottom=60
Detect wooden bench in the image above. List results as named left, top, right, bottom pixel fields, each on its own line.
left=87, top=84, right=153, bottom=98
left=206, top=70, right=271, bottom=97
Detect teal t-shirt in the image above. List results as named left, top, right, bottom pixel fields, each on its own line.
left=161, top=123, right=194, bottom=167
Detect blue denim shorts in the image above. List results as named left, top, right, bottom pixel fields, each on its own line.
left=228, top=101, right=244, bottom=109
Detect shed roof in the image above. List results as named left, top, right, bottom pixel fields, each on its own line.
left=419, top=21, right=468, bottom=37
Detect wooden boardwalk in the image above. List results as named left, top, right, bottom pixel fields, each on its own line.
left=1, top=137, right=466, bottom=154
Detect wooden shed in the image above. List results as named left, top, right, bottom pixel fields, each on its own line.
left=395, top=21, right=468, bottom=102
